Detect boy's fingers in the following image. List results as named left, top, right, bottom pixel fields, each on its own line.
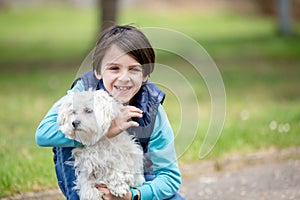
left=130, top=121, right=139, bottom=127
left=120, top=106, right=143, bottom=119
left=129, top=112, right=143, bottom=119
left=122, top=106, right=143, bottom=114
left=122, top=121, right=139, bottom=130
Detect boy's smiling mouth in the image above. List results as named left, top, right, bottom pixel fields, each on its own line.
left=114, top=86, right=132, bottom=91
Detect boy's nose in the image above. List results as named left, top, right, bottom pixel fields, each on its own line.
left=118, top=71, right=130, bottom=81
left=72, top=120, right=80, bottom=128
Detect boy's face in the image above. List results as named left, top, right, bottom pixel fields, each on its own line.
left=95, top=45, right=148, bottom=104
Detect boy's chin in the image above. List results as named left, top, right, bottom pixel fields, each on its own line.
left=115, top=97, right=130, bottom=104
left=113, top=94, right=133, bottom=104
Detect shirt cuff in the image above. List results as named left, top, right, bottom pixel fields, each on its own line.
left=137, top=184, right=153, bottom=200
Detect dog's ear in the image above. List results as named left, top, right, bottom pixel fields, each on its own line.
left=57, top=94, right=72, bottom=125
left=93, top=90, right=123, bottom=133
left=57, top=93, right=77, bottom=139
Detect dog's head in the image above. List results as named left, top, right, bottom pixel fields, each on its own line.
left=57, top=90, right=122, bottom=146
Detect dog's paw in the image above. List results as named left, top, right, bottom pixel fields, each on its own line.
left=135, top=174, right=145, bottom=186
left=109, top=185, right=129, bottom=197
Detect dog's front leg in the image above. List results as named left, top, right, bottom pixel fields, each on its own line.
left=77, top=172, right=104, bottom=200
left=106, top=172, right=130, bottom=197
left=79, top=184, right=104, bottom=200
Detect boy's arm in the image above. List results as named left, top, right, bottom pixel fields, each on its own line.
left=35, top=80, right=85, bottom=147
left=137, top=105, right=182, bottom=200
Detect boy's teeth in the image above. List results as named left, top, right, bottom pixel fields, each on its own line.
left=117, top=86, right=130, bottom=91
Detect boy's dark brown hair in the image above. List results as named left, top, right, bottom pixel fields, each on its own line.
left=93, top=25, right=155, bottom=77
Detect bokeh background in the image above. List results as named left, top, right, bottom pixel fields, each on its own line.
left=0, top=0, right=299, bottom=197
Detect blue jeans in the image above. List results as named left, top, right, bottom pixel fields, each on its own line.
left=53, top=147, right=79, bottom=200
left=53, top=147, right=185, bottom=200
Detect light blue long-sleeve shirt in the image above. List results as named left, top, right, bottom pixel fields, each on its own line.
left=35, top=80, right=182, bottom=200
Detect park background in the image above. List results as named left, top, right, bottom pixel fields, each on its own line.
left=0, top=0, right=299, bottom=198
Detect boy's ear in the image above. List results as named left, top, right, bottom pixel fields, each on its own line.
left=94, top=70, right=101, bottom=80
left=143, top=75, right=149, bottom=83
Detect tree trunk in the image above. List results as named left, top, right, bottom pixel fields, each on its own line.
left=100, top=0, right=119, bottom=32
left=277, top=0, right=292, bottom=36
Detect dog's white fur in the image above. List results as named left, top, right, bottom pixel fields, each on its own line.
left=57, top=90, right=145, bottom=200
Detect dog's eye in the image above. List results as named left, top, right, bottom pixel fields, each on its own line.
left=84, top=108, right=93, bottom=113
left=71, top=110, right=76, bottom=114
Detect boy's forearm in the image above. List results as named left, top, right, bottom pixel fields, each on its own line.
left=137, top=167, right=181, bottom=200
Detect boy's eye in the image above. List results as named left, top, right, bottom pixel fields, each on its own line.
left=130, top=66, right=142, bottom=72
left=108, top=66, right=119, bottom=71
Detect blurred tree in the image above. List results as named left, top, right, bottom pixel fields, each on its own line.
left=253, top=0, right=292, bottom=36
left=100, top=0, right=119, bottom=32
left=277, top=0, right=291, bottom=36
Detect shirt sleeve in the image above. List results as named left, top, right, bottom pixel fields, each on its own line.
left=35, top=80, right=85, bottom=147
left=137, top=104, right=182, bottom=200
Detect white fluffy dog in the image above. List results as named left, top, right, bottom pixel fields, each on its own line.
left=57, top=90, right=145, bottom=200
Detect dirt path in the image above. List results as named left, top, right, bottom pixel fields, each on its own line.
left=2, top=147, right=300, bottom=200
left=179, top=147, right=300, bottom=200
left=180, top=159, right=300, bottom=199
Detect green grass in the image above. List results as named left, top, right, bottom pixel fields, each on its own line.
left=0, top=6, right=300, bottom=197
left=0, top=69, right=74, bottom=197
left=0, top=6, right=98, bottom=66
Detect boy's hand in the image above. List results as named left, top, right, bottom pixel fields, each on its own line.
left=106, top=106, right=142, bottom=138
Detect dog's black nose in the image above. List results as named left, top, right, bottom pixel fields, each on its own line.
left=72, top=120, right=80, bottom=129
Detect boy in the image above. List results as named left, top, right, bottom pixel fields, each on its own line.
left=36, top=25, right=184, bottom=200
